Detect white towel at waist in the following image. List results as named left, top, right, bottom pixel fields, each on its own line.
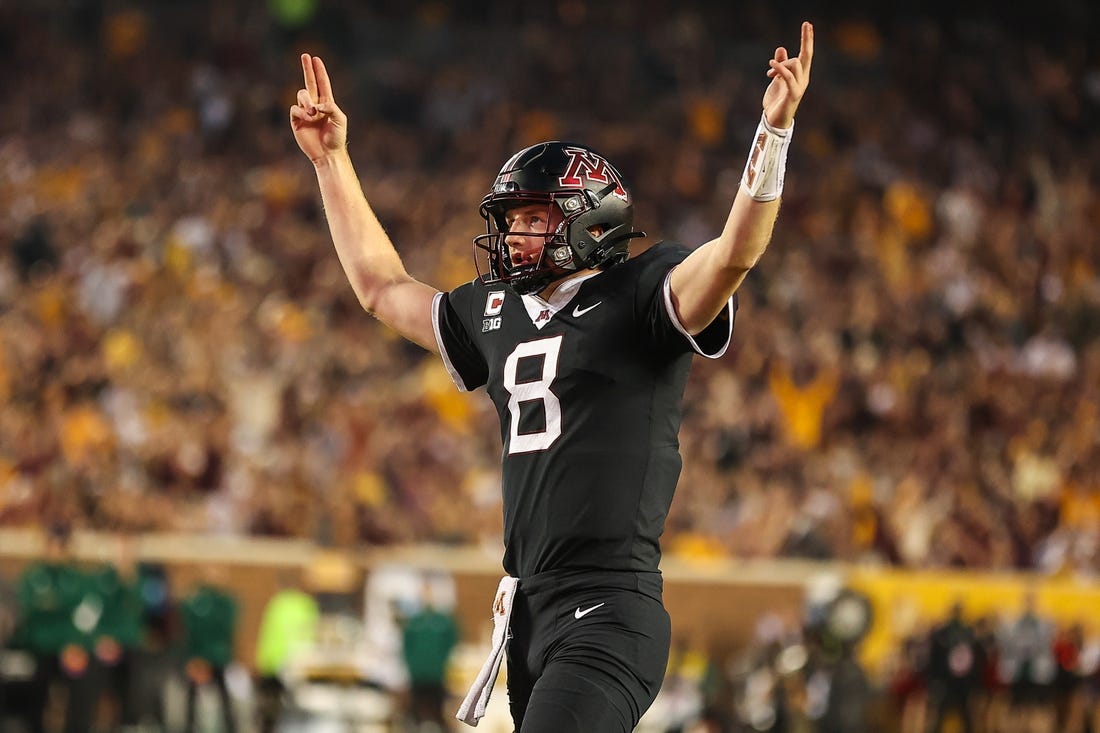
left=456, top=575, right=518, bottom=727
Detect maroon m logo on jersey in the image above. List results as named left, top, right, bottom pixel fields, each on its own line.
left=558, top=147, right=628, bottom=201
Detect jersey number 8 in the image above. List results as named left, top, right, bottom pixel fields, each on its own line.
left=502, top=335, right=563, bottom=454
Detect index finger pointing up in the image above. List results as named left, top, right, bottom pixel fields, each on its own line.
left=799, top=21, right=815, bottom=73
left=313, top=56, right=335, bottom=104
left=301, top=53, right=318, bottom=100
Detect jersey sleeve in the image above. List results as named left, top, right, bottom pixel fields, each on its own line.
left=432, top=284, right=489, bottom=391
left=636, top=243, right=737, bottom=359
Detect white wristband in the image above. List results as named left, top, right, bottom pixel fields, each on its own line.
left=740, top=113, right=793, bottom=202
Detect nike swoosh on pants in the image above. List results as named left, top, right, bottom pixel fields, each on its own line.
left=574, top=602, right=605, bottom=619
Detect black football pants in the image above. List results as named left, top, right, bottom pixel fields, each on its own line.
left=506, top=569, right=670, bottom=733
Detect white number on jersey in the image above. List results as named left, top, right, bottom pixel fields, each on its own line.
left=502, top=335, right=563, bottom=454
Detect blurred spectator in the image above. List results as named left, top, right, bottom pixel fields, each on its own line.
left=84, top=532, right=146, bottom=731
left=180, top=566, right=240, bottom=733
left=971, top=614, right=1002, bottom=733
left=925, top=601, right=979, bottom=733
left=724, top=589, right=874, bottom=733
left=998, top=593, right=1057, bottom=733
left=398, top=574, right=459, bottom=733
left=1050, top=621, right=1089, bottom=733
left=113, top=557, right=179, bottom=731
left=807, top=592, right=875, bottom=733
left=253, top=568, right=319, bottom=733
left=10, top=523, right=87, bottom=733
left=767, top=357, right=840, bottom=452
left=0, top=571, right=18, bottom=726
left=887, top=630, right=929, bottom=733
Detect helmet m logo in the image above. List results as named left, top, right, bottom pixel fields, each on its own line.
left=558, top=147, right=628, bottom=201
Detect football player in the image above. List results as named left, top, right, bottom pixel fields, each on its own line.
left=290, top=20, right=813, bottom=733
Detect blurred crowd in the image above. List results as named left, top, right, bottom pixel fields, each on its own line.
left=0, top=525, right=243, bottom=733
left=1, top=0, right=1100, bottom=576
left=6, top=532, right=1100, bottom=732
left=0, top=531, right=458, bottom=733
left=644, top=592, right=1100, bottom=733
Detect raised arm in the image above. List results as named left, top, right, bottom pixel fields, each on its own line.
left=669, top=21, right=814, bottom=334
left=290, top=54, right=440, bottom=352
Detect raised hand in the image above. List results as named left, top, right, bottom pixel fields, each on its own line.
left=762, top=21, right=814, bottom=129
left=290, top=54, right=348, bottom=164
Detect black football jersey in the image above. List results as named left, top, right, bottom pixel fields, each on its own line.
left=432, top=242, right=736, bottom=577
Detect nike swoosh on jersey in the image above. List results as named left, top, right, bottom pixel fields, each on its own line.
left=572, top=302, right=602, bottom=318
left=574, top=602, right=605, bottom=619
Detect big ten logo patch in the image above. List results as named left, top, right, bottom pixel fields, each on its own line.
left=482, top=316, right=502, bottom=332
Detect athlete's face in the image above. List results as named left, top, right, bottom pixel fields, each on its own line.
left=503, top=203, right=562, bottom=266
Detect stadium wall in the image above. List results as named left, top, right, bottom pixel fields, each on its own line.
left=4, top=529, right=1098, bottom=675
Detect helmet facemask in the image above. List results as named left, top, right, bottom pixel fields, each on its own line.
left=475, top=194, right=585, bottom=296
left=473, top=142, right=644, bottom=296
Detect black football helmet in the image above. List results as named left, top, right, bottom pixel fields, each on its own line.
left=473, top=141, right=644, bottom=295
